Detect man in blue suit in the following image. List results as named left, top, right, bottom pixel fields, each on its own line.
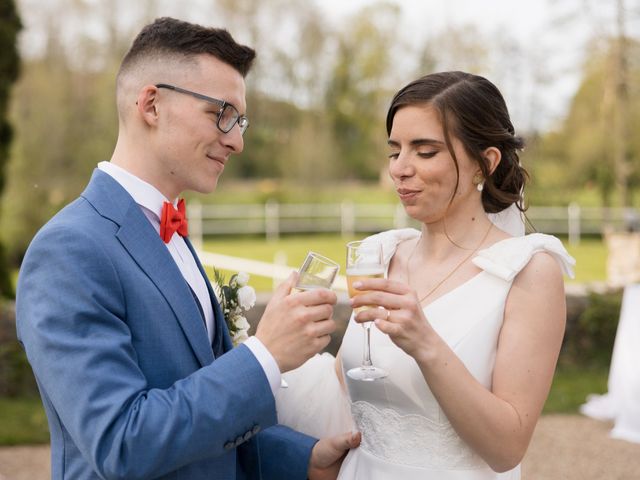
left=16, top=17, right=359, bottom=479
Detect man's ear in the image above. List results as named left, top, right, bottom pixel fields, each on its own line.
left=483, top=146, right=501, bottom=175
left=136, top=85, right=160, bottom=126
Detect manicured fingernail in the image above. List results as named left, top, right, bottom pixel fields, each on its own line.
left=353, top=281, right=362, bottom=289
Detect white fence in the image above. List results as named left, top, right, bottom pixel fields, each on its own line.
left=198, top=250, right=348, bottom=292
left=187, top=201, right=640, bottom=247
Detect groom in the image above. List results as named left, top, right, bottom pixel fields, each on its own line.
left=16, top=17, right=358, bottom=479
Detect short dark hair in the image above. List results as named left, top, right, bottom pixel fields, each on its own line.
left=119, top=17, right=255, bottom=78
left=386, top=71, right=528, bottom=214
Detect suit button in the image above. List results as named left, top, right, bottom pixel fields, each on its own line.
left=251, top=425, right=261, bottom=435
left=243, top=431, right=253, bottom=441
left=234, top=436, right=244, bottom=447
left=224, top=441, right=234, bottom=451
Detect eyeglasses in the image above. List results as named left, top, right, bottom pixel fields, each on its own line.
left=155, top=83, right=249, bottom=135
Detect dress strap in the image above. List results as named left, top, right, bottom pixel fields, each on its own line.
left=472, top=233, right=575, bottom=281
left=362, top=228, right=420, bottom=266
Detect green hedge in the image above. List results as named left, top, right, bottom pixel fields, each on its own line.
left=559, top=290, right=622, bottom=368
left=0, top=301, right=38, bottom=396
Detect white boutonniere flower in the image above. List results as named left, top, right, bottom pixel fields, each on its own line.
left=237, top=286, right=256, bottom=310
left=213, top=269, right=256, bottom=347
left=236, top=271, right=250, bottom=287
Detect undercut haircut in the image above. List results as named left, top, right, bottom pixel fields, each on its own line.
left=118, top=17, right=256, bottom=81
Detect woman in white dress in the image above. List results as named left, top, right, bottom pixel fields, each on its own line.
left=277, top=71, right=575, bottom=479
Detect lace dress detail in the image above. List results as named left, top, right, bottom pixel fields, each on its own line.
left=351, top=400, right=483, bottom=469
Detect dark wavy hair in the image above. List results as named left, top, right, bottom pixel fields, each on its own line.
left=386, top=71, right=528, bottom=214
left=119, top=17, right=255, bottom=78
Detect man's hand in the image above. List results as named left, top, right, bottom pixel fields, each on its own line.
left=308, top=431, right=361, bottom=480
left=255, top=273, right=337, bottom=372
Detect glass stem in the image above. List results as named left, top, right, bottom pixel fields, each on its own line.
left=362, top=323, right=373, bottom=368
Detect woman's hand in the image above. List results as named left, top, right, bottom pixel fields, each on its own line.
left=350, top=278, right=434, bottom=360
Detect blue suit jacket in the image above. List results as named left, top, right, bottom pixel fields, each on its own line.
left=16, top=169, right=316, bottom=479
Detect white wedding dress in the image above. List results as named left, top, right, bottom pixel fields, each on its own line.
left=276, top=227, right=575, bottom=480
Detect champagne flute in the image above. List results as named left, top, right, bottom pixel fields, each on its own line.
left=346, top=240, right=388, bottom=381
left=281, top=251, right=340, bottom=388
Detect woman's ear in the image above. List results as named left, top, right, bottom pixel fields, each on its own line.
left=483, top=146, right=501, bottom=175
left=136, top=85, right=160, bottom=126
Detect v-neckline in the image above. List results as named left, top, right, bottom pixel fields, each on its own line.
left=419, top=271, right=486, bottom=311
left=384, top=234, right=515, bottom=312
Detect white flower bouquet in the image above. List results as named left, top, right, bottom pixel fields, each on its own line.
left=213, top=269, right=256, bottom=346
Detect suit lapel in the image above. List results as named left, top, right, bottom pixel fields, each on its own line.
left=184, top=238, right=234, bottom=355
left=82, top=170, right=215, bottom=367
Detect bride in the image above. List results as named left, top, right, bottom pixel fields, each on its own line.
left=277, top=71, right=575, bottom=479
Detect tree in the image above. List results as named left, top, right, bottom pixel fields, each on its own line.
left=538, top=0, right=639, bottom=208
left=0, top=0, right=21, bottom=297
left=1, top=0, right=126, bottom=262
left=325, top=2, right=401, bottom=181
left=611, top=0, right=631, bottom=206
left=215, top=0, right=338, bottom=183
left=417, top=24, right=490, bottom=75
left=532, top=37, right=640, bottom=207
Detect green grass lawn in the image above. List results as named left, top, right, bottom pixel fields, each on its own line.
left=9, top=234, right=608, bottom=293
left=203, top=234, right=362, bottom=292
left=204, top=234, right=607, bottom=291
left=543, top=365, right=609, bottom=413
left=563, top=237, right=608, bottom=284
left=0, top=396, right=49, bottom=445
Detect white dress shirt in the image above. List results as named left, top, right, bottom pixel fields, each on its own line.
left=98, top=162, right=281, bottom=394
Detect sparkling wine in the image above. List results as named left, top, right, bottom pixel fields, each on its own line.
left=345, top=240, right=387, bottom=380
left=346, top=266, right=384, bottom=314
left=294, top=271, right=333, bottom=293
left=291, top=285, right=321, bottom=293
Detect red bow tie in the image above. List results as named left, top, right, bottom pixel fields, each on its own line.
left=160, top=199, right=188, bottom=243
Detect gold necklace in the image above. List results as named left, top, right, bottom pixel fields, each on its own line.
left=407, top=222, right=493, bottom=304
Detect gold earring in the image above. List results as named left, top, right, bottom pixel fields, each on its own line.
left=472, top=173, right=484, bottom=192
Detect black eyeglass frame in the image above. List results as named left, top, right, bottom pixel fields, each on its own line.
left=155, top=83, right=249, bottom=135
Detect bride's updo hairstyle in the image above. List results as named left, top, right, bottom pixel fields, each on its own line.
left=386, top=71, right=528, bottom=214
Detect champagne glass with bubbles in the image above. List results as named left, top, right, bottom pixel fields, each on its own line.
left=346, top=240, right=388, bottom=381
